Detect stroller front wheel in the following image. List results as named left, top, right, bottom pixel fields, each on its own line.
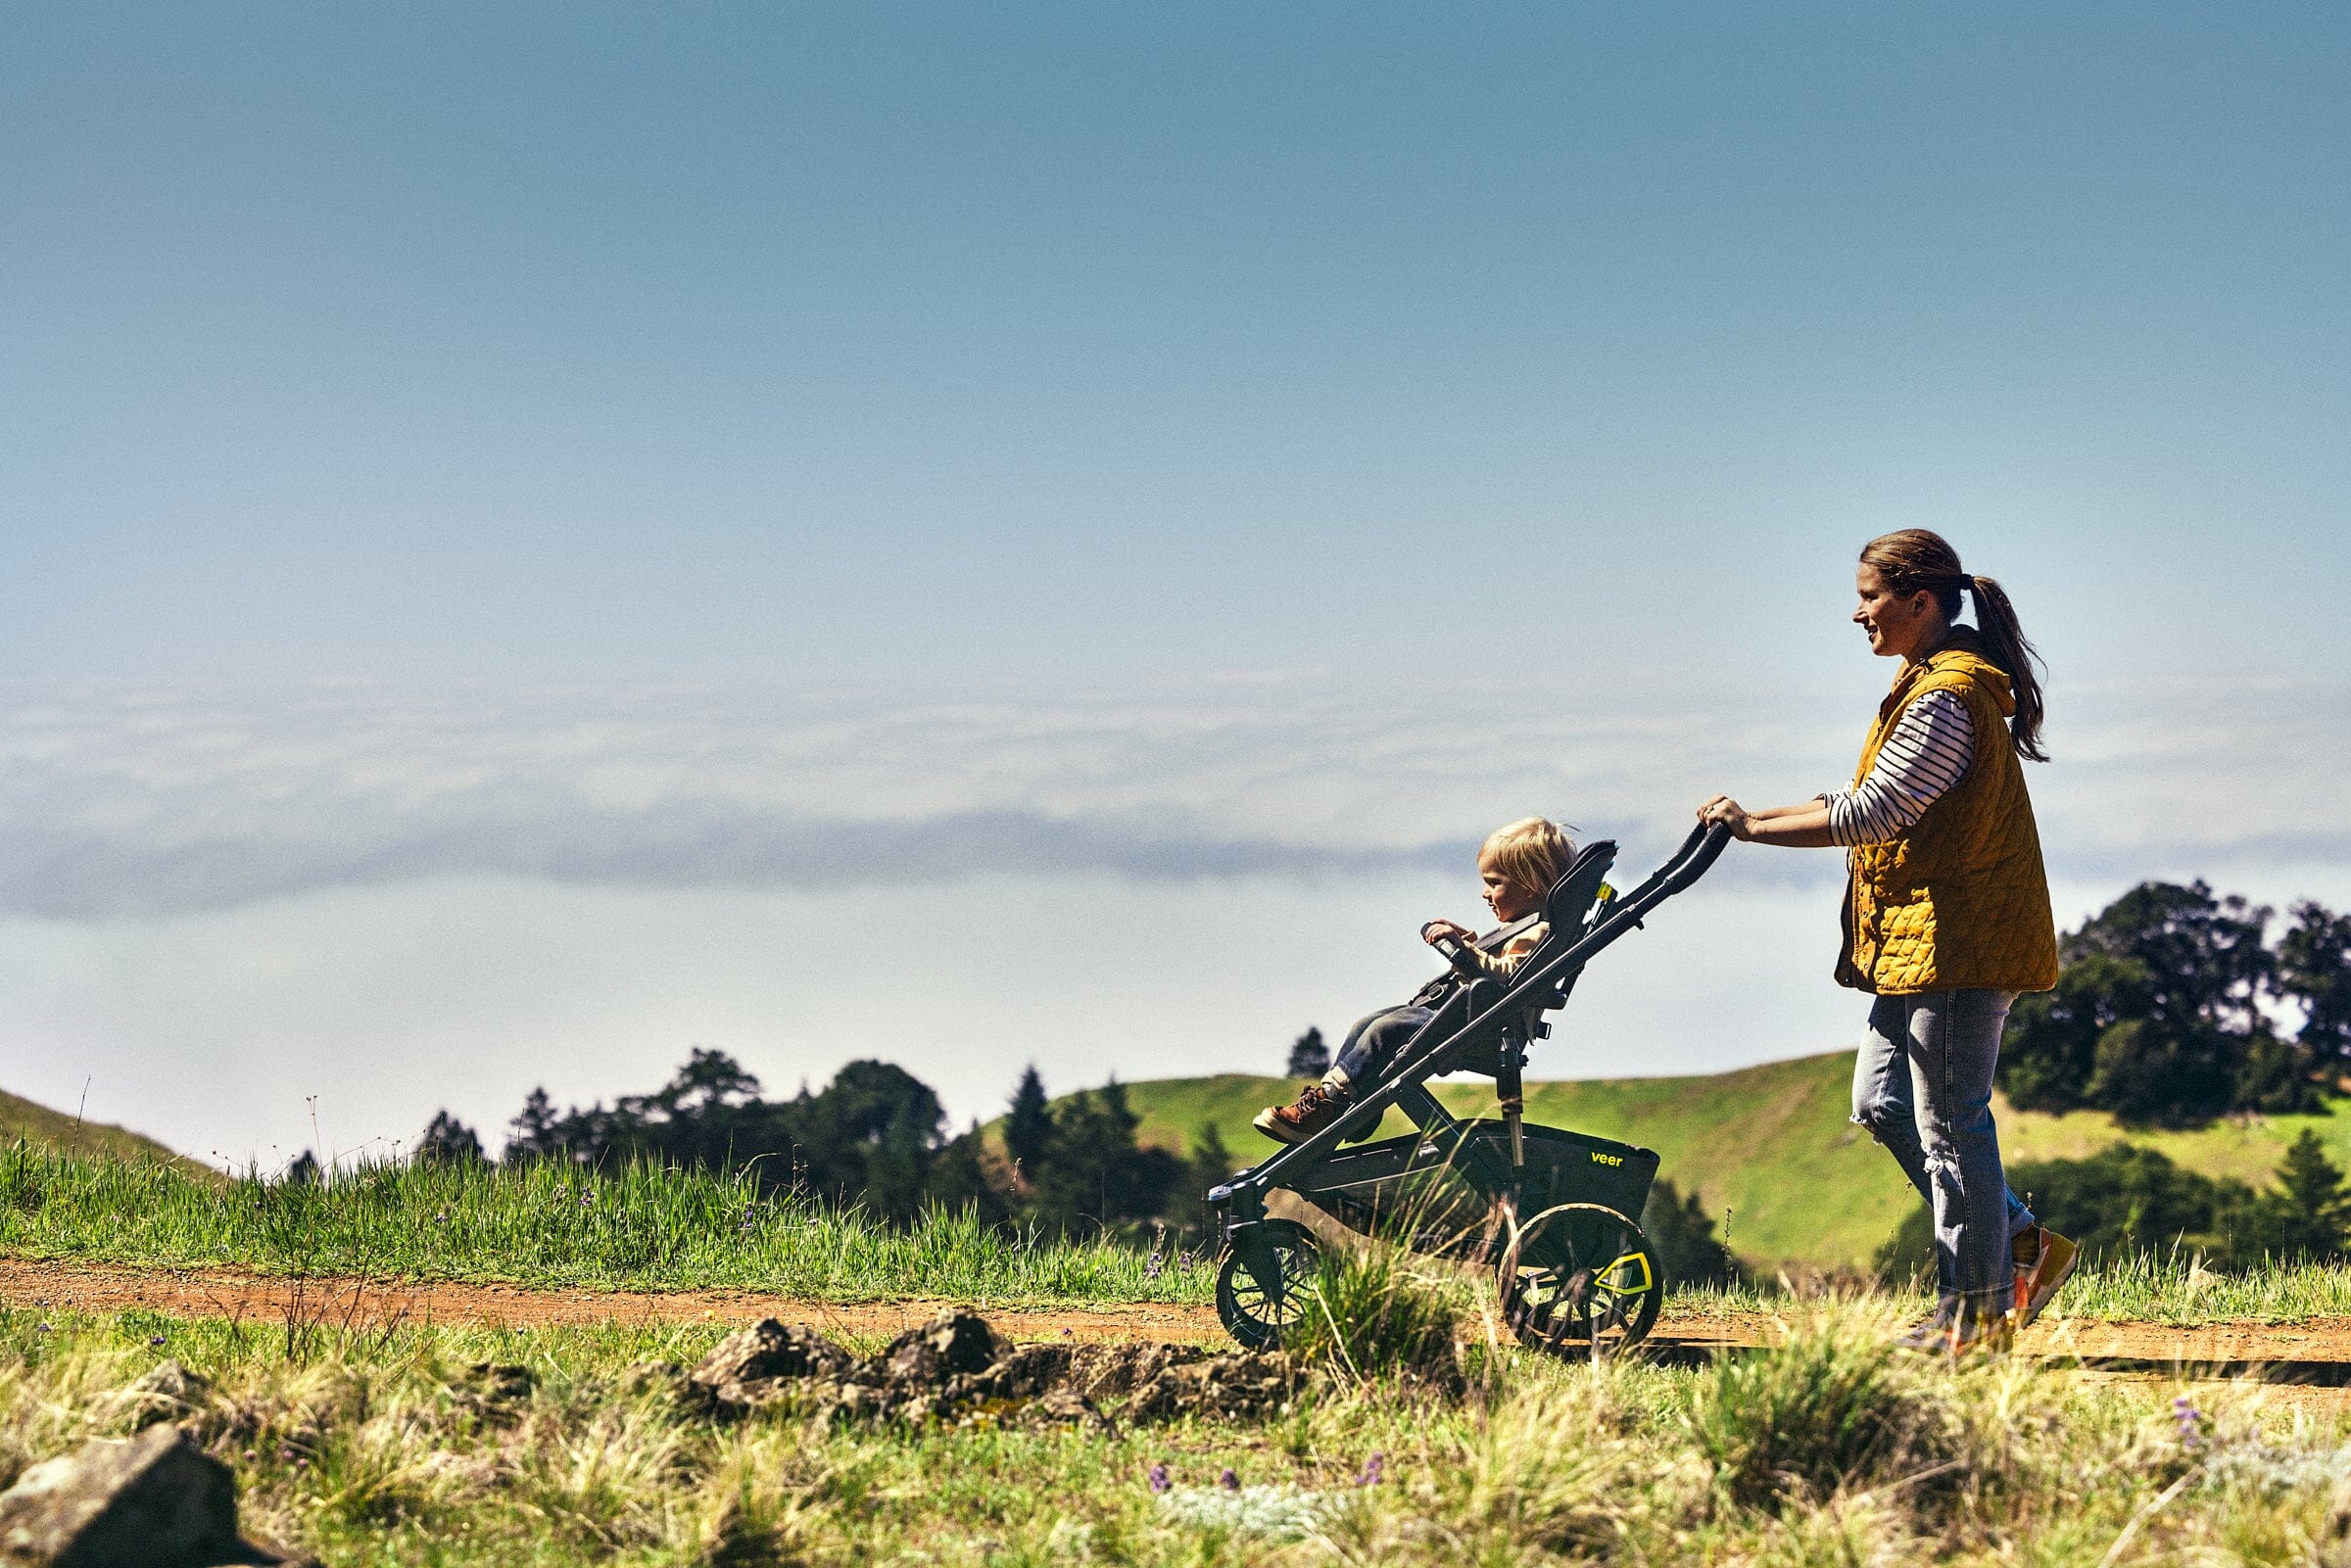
left=1498, top=1202, right=1662, bottom=1358
left=1216, top=1218, right=1320, bottom=1350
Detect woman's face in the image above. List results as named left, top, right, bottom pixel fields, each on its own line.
left=1478, top=848, right=1543, bottom=923
left=1852, top=562, right=1941, bottom=660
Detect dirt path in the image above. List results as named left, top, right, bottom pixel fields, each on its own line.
left=10, top=1258, right=2351, bottom=1385
left=0, top=1259, right=1228, bottom=1345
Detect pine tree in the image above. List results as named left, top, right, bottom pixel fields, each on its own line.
left=2242, top=1129, right=2351, bottom=1261
left=1005, top=1066, right=1053, bottom=1181
left=1285, top=1026, right=1330, bottom=1078
left=415, top=1110, right=487, bottom=1164
left=506, top=1087, right=564, bottom=1161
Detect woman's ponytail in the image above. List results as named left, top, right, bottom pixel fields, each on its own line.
left=1966, top=572, right=2046, bottom=761
left=1859, top=529, right=2048, bottom=762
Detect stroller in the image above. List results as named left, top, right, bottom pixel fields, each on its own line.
left=1206, top=822, right=1732, bottom=1357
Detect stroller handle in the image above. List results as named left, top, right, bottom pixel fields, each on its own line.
left=1656, top=820, right=1735, bottom=897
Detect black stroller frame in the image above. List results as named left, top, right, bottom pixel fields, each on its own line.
left=1207, top=822, right=1733, bottom=1356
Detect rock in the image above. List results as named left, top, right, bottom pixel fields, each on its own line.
left=878, top=1310, right=1005, bottom=1389
left=1126, top=1353, right=1301, bottom=1423
left=688, top=1320, right=854, bottom=1413
left=0, top=1423, right=302, bottom=1567
left=108, top=1361, right=214, bottom=1431
left=1025, top=1387, right=1115, bottom=1437
left=677, top=1313, right=1289, bottom=1433
left=950, top=1342, right=1203, bottom=1404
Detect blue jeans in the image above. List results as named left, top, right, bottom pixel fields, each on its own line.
left=1331, top=1004, right=1435, bottom=1085
left=1851, top=989, right=2035, bottom=1316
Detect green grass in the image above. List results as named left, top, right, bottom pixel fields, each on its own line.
left=17, top=1141, right=2351, bottom=1326
left=1087, top=1054, right=2351, bottom=1271
left=4, top=1295, right=2346, bottom=1565
left=0, top=1145, right=1206, bottom=1305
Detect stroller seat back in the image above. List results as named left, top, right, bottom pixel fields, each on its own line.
left=1543, top=840, right=1619, bottom=932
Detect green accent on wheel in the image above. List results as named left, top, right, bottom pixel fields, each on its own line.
left=1499, top=1202, right=1661, bottom=1357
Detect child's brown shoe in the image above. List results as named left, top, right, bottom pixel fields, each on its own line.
left=1252, top=1081, right=1353, bottom=1144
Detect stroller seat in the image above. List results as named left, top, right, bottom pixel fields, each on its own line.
left=1417, top=838, right=1619, bottom=1080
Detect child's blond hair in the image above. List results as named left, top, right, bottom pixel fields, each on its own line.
left=1481, top=817, right=1578, bottom=899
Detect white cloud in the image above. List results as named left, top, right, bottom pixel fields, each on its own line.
left=0, top=672, right=2341, bottom=921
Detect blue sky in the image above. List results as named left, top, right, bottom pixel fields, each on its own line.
left=2, top=4, right=2346, bottom=1162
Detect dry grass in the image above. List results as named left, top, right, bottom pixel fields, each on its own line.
left=5, top=1298, right=2351, bottom=1565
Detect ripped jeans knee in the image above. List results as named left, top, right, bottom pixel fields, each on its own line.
left=1850, top=1099, right=1907, bottom=1148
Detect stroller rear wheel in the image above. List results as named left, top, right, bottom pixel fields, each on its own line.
left=1498, top=1202, right=1660, bottom=1358
left=1216, top=1218, right=1320, bottom=1350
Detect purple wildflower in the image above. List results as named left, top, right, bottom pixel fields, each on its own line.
left=1219, top=1467, right=1240, bottom=1492
left=1176, top=1249, right=1195, bottom=1273
left=1145, top=1249, right=1165, bottom=1280
left=1356, top=1452, right=1385, bottom=1488
left=2174, top=1394, right=2205, bottom=1449
left=149, top=1335, right=168, bottom=1348
left=1147, top=1462, right=1172, bottom=1495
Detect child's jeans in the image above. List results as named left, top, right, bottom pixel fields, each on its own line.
left=1331, top=1004, right=1436, bottom=1086
left=1850, top=988, right=2037, bottom=1319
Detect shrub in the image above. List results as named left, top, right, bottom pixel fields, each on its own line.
left=1284, top=1240, right=1466, bottom=1393
left=1681, top=1308, right=1953, bottom=1510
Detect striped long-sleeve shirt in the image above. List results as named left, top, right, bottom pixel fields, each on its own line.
left=1823, top=690, right=1975, bottom=846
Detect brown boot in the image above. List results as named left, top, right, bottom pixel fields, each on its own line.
left=1252, top=1080, right=1353, bottom=1144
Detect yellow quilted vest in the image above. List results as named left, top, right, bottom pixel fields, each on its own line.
left=1837, top=630, right=2060, bottom=996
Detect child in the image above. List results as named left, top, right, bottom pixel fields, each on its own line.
left=1253, top=817, right=1576, bottom=1144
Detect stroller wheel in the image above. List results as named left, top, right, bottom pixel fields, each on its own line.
left=1216, top=1218, right=1320, bottom=1351
left=1497, top=1202, right=1661, bottom=1358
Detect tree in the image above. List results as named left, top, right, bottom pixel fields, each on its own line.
left=1029, top=1080, right=1182, bottom=1237
left=2064, top=880, right=2273, bottom=1031
left=505, top=1087, right=566, bottom=1161
left=783, top=1060, right=949, bottom=1222
left=1005, top=1066, right=1054, bottom=1183
left=623, top=1046, right=762, bottom=1118
left=1998, top=880, right=2319, bottom=1125
left=923, top=1122, right=1014, bottom=1227
left=1285, top=1027, right=1330, bottom=1078
left=2235, top=1130, right=2351, bottom=1263
left=415, top=1110, right=486, bottom=1164
left=2280, top=902, right=2351, bottom=1066
left=2084, top=1016, right=2250, bottom=1128
left=2000, top=954, right=2155, bottom=1115
left=1640, top=1178, right=1740, bottom=1289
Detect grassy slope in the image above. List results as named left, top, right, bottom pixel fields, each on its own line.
left=1097, top=1054, right=2351, bottom=1271
left=0, top=1086, right=190, bottom=1167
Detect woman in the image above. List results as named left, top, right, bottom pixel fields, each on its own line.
left=1699, top=529, right=2076, bottom=1354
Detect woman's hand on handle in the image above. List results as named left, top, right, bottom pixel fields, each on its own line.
left=1697, top=795, right=1754, bottom=841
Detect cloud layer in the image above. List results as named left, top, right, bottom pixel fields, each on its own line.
left=0, top=672, right=2339, bottom=921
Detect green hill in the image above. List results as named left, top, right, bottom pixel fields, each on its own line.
left=1053, top=1054, right=2351, bottom=1272
left=0, top=1086, right=192, bottom=1169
